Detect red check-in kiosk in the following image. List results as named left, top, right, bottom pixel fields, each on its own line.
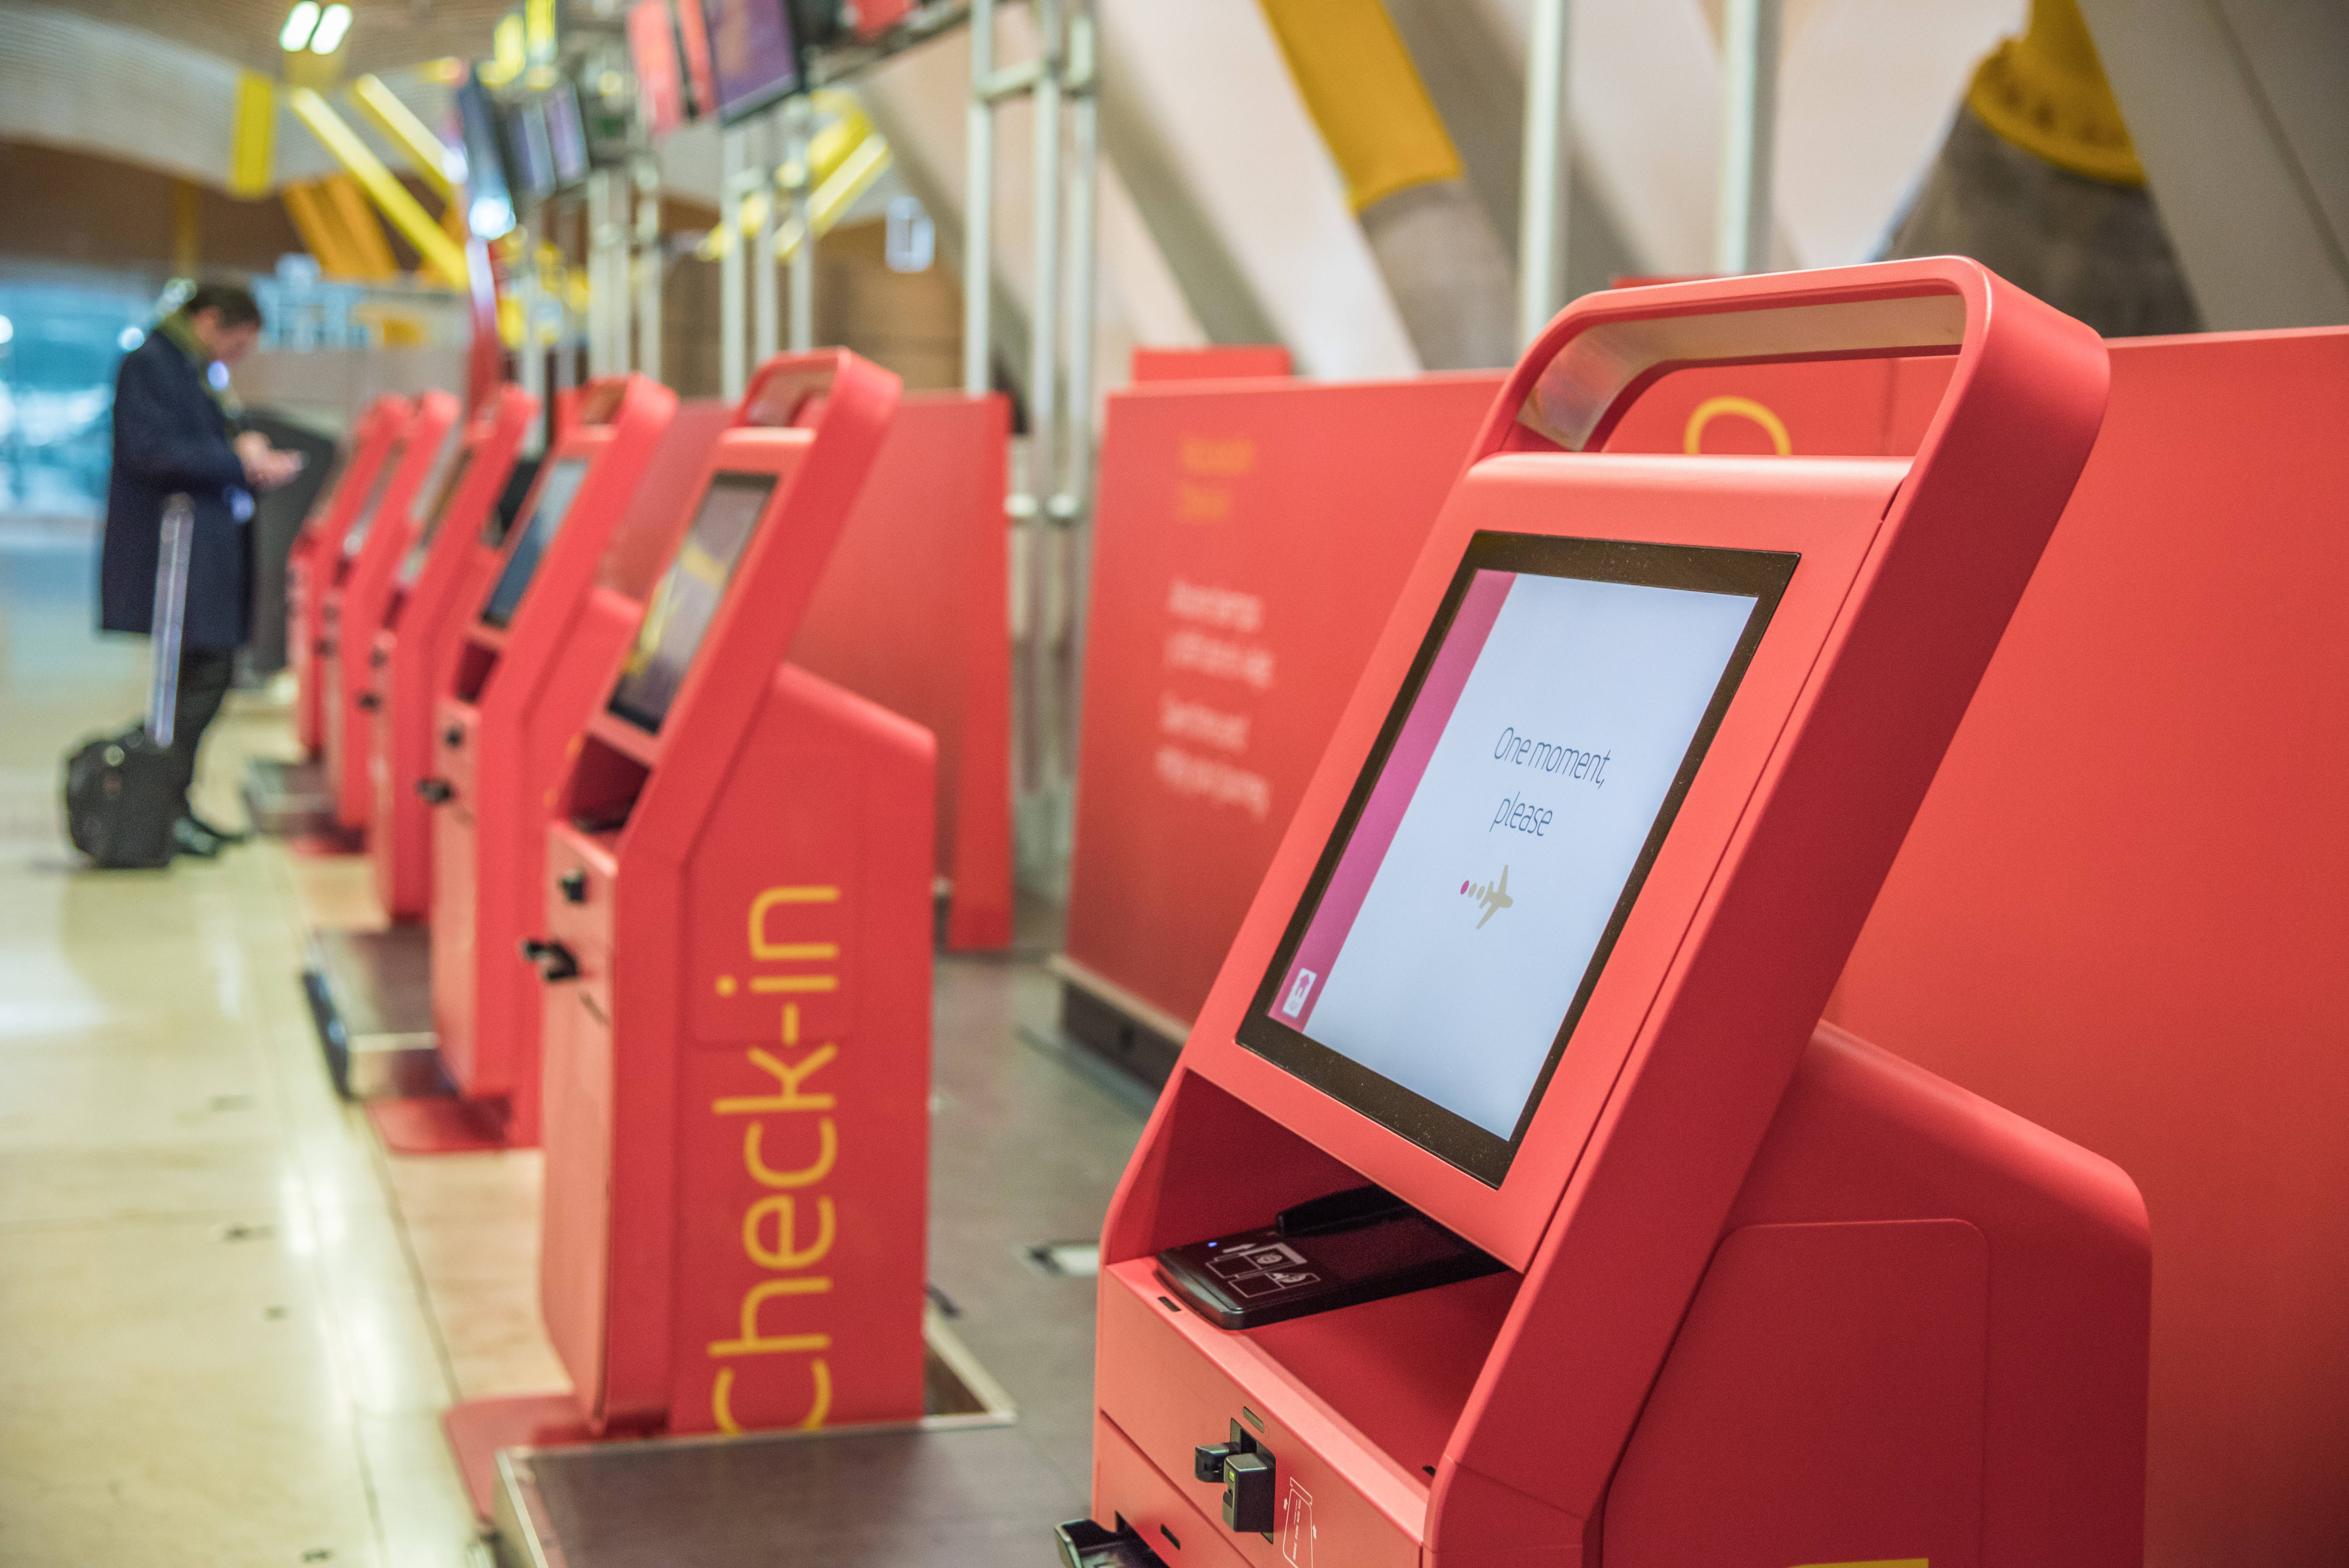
left=441, top=351, right=927, bottom=1506
left=424, top=374, right=677, bottom=1144
left=1069, top=262, right=2150, bottom=1568
left=328, top=391, right=460, bottom=833
left=291, top=395, right=411, bottom=755
left=365, top=384, right=538, bottom=918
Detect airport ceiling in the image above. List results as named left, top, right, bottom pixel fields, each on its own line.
left=45, top=0, right=506, bottom=78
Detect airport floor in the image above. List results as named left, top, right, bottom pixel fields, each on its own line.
left=0, top=520, right=1144, bottom=1565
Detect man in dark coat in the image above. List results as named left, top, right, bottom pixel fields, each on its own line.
left=98, top=282, right=302, bottom=858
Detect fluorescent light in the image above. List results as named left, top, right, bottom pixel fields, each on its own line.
left=279, top=1, right=319, bottom=51
left=0, top=315, right=13, bottom=345
left=310, top=3, right=351, bottom=53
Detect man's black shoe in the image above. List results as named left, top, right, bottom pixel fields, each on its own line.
left=172, top=817, right=226, bottom=859
left=186, top=812, right=251, bottom=845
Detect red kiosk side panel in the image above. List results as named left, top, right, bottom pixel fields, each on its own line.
left=1828, top=326, right=2349, bottom=1567
left=788, top=390, right=1014, bottom=950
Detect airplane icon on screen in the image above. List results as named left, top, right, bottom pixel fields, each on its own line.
left=1462, top=865, right=1514, bottom=929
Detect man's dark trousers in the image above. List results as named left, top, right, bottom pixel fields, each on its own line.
left=165, top=648, right=237, bottom=816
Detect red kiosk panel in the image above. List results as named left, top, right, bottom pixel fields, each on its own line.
left=452, top=352, right=927, bottom=1493
left=328, top=390, right=459, bottom=834
left=1085, top=262, right=2146, bottom=1568
left=367, top=384, right=536, bottom=918
left=290, top=395, right=410, bottom=755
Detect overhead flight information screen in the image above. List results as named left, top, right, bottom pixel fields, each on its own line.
left=1237, top=531, right=1797, bottom=1185
left=339, top=438, right=407, bottom=558
left=477, top=457, right=589, bottom=628
left=607, top=472, right=776, bottom=732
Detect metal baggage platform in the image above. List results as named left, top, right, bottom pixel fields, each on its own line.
left=302, top=925, right=442, bottom=1099
left=490, top=1324, right=1070, bottom=1568
left=242, top=755, right=341, bottom=838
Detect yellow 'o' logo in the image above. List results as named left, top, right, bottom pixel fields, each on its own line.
left=1684, top=395, right=1792, bottom=456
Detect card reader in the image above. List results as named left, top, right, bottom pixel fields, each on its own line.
left=1155, top=1185, right=1506, bottom=1329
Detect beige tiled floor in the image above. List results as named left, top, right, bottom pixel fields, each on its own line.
left=0, top=530, right=517, bottom=1565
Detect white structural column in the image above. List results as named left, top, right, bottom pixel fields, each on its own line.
left=1715, top=0, right=1780, bottom=275
left=720, top=124, right=750, bottom=401
left=1517, top=0, right=1571, bottom=344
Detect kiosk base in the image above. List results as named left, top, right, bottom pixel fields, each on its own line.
left=1049, top=958, right=1186, bottom=1092
left=303, top=927, right=442, bottom=1099
left=364, top=1093, right=517, bottom=1155
left=243, top=756, right=341, bottom=839
left=460, top=1317, right=1023, bottom=1536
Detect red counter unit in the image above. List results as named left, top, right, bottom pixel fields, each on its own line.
left=366, top=384, right=537, bottom=919
left=290, top=396, right=410, bottom=756
left=442, top=351, right=925, bottom=1509
left=424, top=374, right=677, bottom=1146
left=1080, top=262, right=2148, bottom=1568
left=327, top=391, right=460, bottom=834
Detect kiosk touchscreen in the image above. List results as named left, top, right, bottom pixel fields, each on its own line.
left=1071, top=262, right=2150, bottom=1568
left=440, top=352, right=923, bottom=1503
left=290, top=395, right=411, bottom=755
left=366, top=384, right=537, bottom=919
left=421, top=373, right=681, bottom=1148
left=327, top=391, right=460, bottom=834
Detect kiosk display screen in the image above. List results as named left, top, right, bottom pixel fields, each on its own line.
left=607, top=472, right=776, bottom=731
left=340, top=438, right=408, bottom=558
left=1238, top=532, right=1797, bottom=1185
left=478, top=457, right=589, bottom=627
left=394, top=447, right=477, bottom=589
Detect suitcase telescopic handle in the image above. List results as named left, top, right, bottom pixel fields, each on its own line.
left=1470, top=256, right=2107, bottom=494
left=147, top=494, right=194, bottom=747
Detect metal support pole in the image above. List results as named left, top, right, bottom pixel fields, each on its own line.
left=1716, top=0, right=1779, bottom=275
left=786, top=94, right=816, bottom=351
left=1055, top=4, right=1098, bottom=524
left=1518, top=0, right=1571, bottom=345
left=1057, top=2, right=1100, bottom=796
left=1020, top=0, right=1065, bottom=795
left=754, top=111, right=781, bottom=367
left=720, top=124, right=749, bottom=400
left=962, top=0, right=996, bottom=396
left=516, top=214, right=546, bottom=452
left=633, top=159, right=663, bottom=377
left=589, top=169, right=626, bottom=375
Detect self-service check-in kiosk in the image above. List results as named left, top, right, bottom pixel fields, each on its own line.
left=440, top=351, right=929, bottom=1508
left=367, top=384, right=538, bottom=919
left=328, top=391, right=461, bottom=834
left=1066, top=262, right=2149, bottom=1568
left=419, top=374, right=677, bottom=1141
left=289, top=394, right=410, bottom=759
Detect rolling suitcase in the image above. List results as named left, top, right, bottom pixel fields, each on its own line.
left=65, top=494, right=194, bottom=868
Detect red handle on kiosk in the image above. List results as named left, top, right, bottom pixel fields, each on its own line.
left=1472, top=257, right=2103, bottom=518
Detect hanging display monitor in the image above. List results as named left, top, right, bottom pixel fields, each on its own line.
left=628, top=0, right=688, bottom=136
left=339, top=438, right=408, bottom=558
left=1237, top=532, right=1797, bottom=1186
left=504, top=99, right=557, bottom=202
left=478, top=458, right=591, bottom=628
left=674, top=0, right=717, bottom=119
left=395, top=446, right=478, bottom=589
left=544, top=82, right=590, bottom=187
left=607, top=472, right=778, bottom=730
left=700, top=0, right=800, bottom=125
